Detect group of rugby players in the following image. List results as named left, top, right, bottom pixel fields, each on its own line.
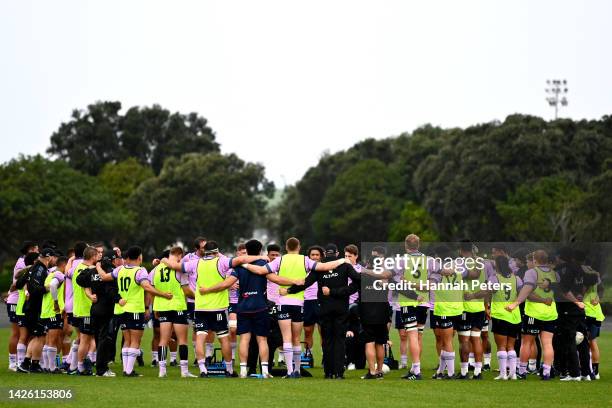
left=3, top=234, right=605, bottom=381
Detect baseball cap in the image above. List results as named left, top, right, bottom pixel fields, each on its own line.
left=103, top=249, right=121, bottom=261
left=325, top=243, right=338, bottom=256
left=40, top=247, right=58, bottom=257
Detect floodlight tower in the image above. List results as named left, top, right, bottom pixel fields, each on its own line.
left=545, top=79, right=568, bottom=119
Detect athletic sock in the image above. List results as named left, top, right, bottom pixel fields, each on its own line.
left=445, top=352, right=455, bottom=376
left=437, top=353, right=445, bottom=374
left=400, top=354, right=408, bottom=366
left=158, top=346, right=167, bottom=375
left=507, top=351, right=517, bottom=377
left=497, top=351, right=508, bottom=376
left=170, top=351, right=177, bottom=363
left=180, top=360, right=188, bottom=375
left=474, top=362, right=482, bottom=376
left=542, top=364, right=551, bottom=377
left=125, top=348, right=137, bottom=374
left=528, top=358, right=536, bottom=371
left=88, top=351, right=96, bottom=363
left=198, top=359, right=207, bottom=374
left=158, top=346, right=167, bottom=364
left=468, top=352, right=475, bottom=365
left=205, top=343, right=213, bottom=358
left=48, top=347, right=57, bottom=371
left=293, top=346, right=301, bottom=373
left=593, top=362, right=599, bottom=375
left=77, top=361, right=84, bottom=373
left=69, top=342, right=79, bottom=371
left=17, top=343, right=27, bottom=365
left=282, top=343, right=293, bottom=374
left=483, top=352, right=491, bottom=366
left=152, top=350, right=158, bottom=363
left=9, top=353, right=16, bottom=368
left=518, top=361, right=527, bottom=375
left=261, top=362, right=269, bottom=376
left=231, top=342, right=237, bottom=360
left=411, top=362, right=421, bottom=375
left=121, top=347, right=128, bottom=371
left=42, top=345, right=49, bottom=369
left=240, top=363, right=247, bottom=377
left=460, top=362, right=468, bottom=376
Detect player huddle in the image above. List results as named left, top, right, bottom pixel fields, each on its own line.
left=3, top=234, right=605, bottom=381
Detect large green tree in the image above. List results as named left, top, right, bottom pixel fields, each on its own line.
left=388, top=201, right=439, bottom=242
left=98, top=158, right=154, bottom=244
left=279, top=114, right=612, bottom=243
left=496, top=176, right=589, bottom=242
left=310, top=159, right=402, bottom=248
left=48, top=102, right=220, bottom=175
left=0, top=155, right=126, bottom=258
left=276, top=138, right=397, bottom=245
left=131, top=153, right=274, bottom=251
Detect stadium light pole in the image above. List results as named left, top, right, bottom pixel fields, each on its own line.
left=545, top=79, right=569, bottom=119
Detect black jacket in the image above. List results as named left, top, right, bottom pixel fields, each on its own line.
left=287, top=255, right=361, bottom=314
left=555, top=261, right=599, bottom=316
left=352, top=266, right=418, bottom=325
left=21, top=261, right=48, bottom=317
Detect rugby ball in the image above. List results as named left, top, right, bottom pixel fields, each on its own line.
left=375, top=363, right=391, bottom=374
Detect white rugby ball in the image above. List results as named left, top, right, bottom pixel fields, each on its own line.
left=375, top=363, right=391, bottom=374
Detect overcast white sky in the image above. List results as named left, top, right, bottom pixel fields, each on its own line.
left=1, top=0, right=611, bottom=186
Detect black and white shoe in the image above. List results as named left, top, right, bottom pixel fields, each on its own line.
left=361, top=372, right=377, bottom=380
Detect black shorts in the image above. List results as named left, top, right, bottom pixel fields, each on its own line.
left=458, top=311, right=486, bottom=332
left=585, top=316, right=602, bottom=339
left=25, top=315, right=47, bottom=337
left=152, top=316, right=160, bottom=328
left=482, top=317, right=490, bottom=332
left=491, top=317, right=520, bottom=338
left=67, top=312, right=80, bottom=327
left=303, top=300, right=320, bottom=326
left=276, top=305, right=303, bottom=322
left=429, top=309, right=437, bottom=329
left=228, top=303, right=238, bottom=315
left=6, top=303, right=18, bottom=323
left=432, top=314, right=462, bottom=330
left=42, top=314, right=64, bottom=331
left=361, top=323, right=389, bottom=345
left=186, top=301, right=195, bottom=322
left=194, top=310, right=229, bottom=336
left=237, top=310, right=270, bottom=337
left=394, top=310, right=403, bottom=329
left=79, top=316, right=95, bottom=335
left=120, top=312, right=146, bottom=331
left=416, top=306, right=429, bottom=326
left=399, top=306, right=418, bottom=330
left=521, top=314, right=556, bottom=335
left=157, top=310, right=189, bottom=325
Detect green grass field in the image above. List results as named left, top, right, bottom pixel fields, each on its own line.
left=0, top=327, right=610, bottom=408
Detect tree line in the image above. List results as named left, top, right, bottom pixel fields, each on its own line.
left=0, top=101, right=273, bottom=264
left=274, top=114, right=612, bottom=249
left=2, top=103, right=612, bottom=264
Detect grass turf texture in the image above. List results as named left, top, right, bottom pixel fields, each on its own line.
left=0, top=328, right=609, bottom=408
